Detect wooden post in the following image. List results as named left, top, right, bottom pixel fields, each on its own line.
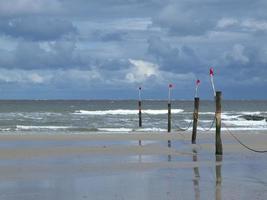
left=138, top=87, right=142, bottom=146
left=168, top=102, right=171, bottom=147
left=215, top=91, right=223, bottom=155
left=191, top=97, right=200, bottom=144
left=167, top=84, right=172, bottom=147
left=138, top=101, right=142, bottom=128
left=138, top=101, right=142, bottom=146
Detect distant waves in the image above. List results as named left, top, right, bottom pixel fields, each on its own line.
left=74, top=109, right=184, bottom=115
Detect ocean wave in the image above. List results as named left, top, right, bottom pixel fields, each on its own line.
left=0, top=128, right=12, bottom=131
left=16, top=125, right=72, bottom=131
left=134, top=127, right=166, bottom=132
left=98, top=128, right=133, bottom=132
left=74, top=109, right=184, bottom=115
left=98, top=127, right=166, bottom=132
left=221, top=114, right=240, bottom=120
left=203, top=127, right=267, bottom=131
left=223, top=120, right=267, bottom=127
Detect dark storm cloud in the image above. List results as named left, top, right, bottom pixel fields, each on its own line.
left=0, top=17, right=77, bottom=41
left=0, top=0, right=267, bottom=99
left=147, top=36, right=204, bottom=72
left=0, top=40, right=85, bottom=70
left=0, top=0, right=62, bottom=17
left=61, top=0, right=165, bottom=19
left=147, top=36, right=179, bottom=68
left=90, top=30, right=127, bottom=42
left=153, top=0, right=267, bottom=36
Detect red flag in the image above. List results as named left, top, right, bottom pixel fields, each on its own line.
left=196, top=79, right=200, bottom=85
left=169, top=84, right=173, bottom=88
left=210, top=67, right=214, bottom=76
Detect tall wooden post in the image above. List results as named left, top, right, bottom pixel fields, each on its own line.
left=168, top=84, right=173, bottom=147
left=138, top=101, right=142, bottom=128
left=215, top=91, right=223, bottom=155
left=138, top=87, right=142, bottom=146
left=168, top=103, right=171, bottom=133
left=191, top=97, right=200, bottom=144
left=167, top=103, right=171, bottom=147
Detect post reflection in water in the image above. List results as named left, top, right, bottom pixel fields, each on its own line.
left=215, top=155, right=223, bottom=200
left=168, top=154, right=172, bottom=162
left=192, top=150, right=200, bottom=200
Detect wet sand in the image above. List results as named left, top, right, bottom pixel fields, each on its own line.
left=0, top=132, right=267, bottom=199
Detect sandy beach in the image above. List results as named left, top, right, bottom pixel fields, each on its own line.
left=0, top=131, right=266, bottom=200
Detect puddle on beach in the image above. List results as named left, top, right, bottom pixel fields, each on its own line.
left=0, top=140, right=266, bottom=200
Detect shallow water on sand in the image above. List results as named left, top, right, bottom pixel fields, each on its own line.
left=0, top=135, right=266, bottom=200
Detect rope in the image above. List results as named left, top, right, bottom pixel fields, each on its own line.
left=143, top=111, right=193, bottom=132
left=173, top=120, right=193, bottom=131
left=223, top=123, right=267, bottom=153
left=142, top=112, right=156, bottom=122
left=141, top=111, right=188, bottom=144
left=198, top=116, right=216, bottom=131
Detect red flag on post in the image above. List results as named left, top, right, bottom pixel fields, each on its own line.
left=209, top=67, right=216, bottom=96
left=210, top=67, right=214, bottom=76
left=168, top=84, right=173, bottom=103
left=195, top=79, right=200, bottom=98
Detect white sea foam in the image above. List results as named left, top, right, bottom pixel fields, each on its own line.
left=75, top=109, right=184, bottom=115
left=135, top=128, right=166, bottom=132
left=221, top=114, right=241, bottom=120
left=223, top=120, right=266, bottom=127
left=199, top=127, right=267, bottom=131
left=16, top=125, right=72, bottom=130
left=98, top=128, right=133, bottom=132
left=238, top=111, right=263, bottom=115
left=0, top=128, right=12, bottom=131
left=198, top=112, right=215, bottom=115
left=196, top=111, right=266, bottom=121
left=98, top=127, right=166, bottom=132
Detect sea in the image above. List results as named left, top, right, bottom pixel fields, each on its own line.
left=0, top=100, right=266, bottom=135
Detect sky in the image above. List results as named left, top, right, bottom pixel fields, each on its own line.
left=0, top=0, right=266, bottom=100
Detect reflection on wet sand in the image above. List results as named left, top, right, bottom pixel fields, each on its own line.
left=192, top=150, right=223, bottom=200
left=216, top=155, right=223, bottom=200
left=168, top=154, right=172, bottom=162
left=192, top=150, right=200, bottom=200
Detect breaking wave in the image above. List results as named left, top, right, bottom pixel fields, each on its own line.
left=74, top=109, right=184, bottom=115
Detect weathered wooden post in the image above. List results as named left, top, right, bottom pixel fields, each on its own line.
left=168, top=103, right=171, bottom=133
left=138, top=87, right=142, bottom=128
left=215, top=91, right=223, bottom=155
left=191, top=97, right=200, bottom=144
left=167, top=84, right=172, bottom=147
left=138, top=87, right=142, bottom=146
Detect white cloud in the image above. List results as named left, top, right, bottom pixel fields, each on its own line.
left=57, top=69, right=103, bottom=82
left=224, top=44, right=249, bottom=64
left=216, top=18, right=239, bottom=28
left=125, top=59, right=195, bottom=87
left=126, top=59, right=160, bottom=83
left=241, top=19, right=267, bottom=31
left=0, top=69, right=49, bottom=84
left=29, top=73, right=44, bottom=83
left=216, top=18, right=267, bottom=32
